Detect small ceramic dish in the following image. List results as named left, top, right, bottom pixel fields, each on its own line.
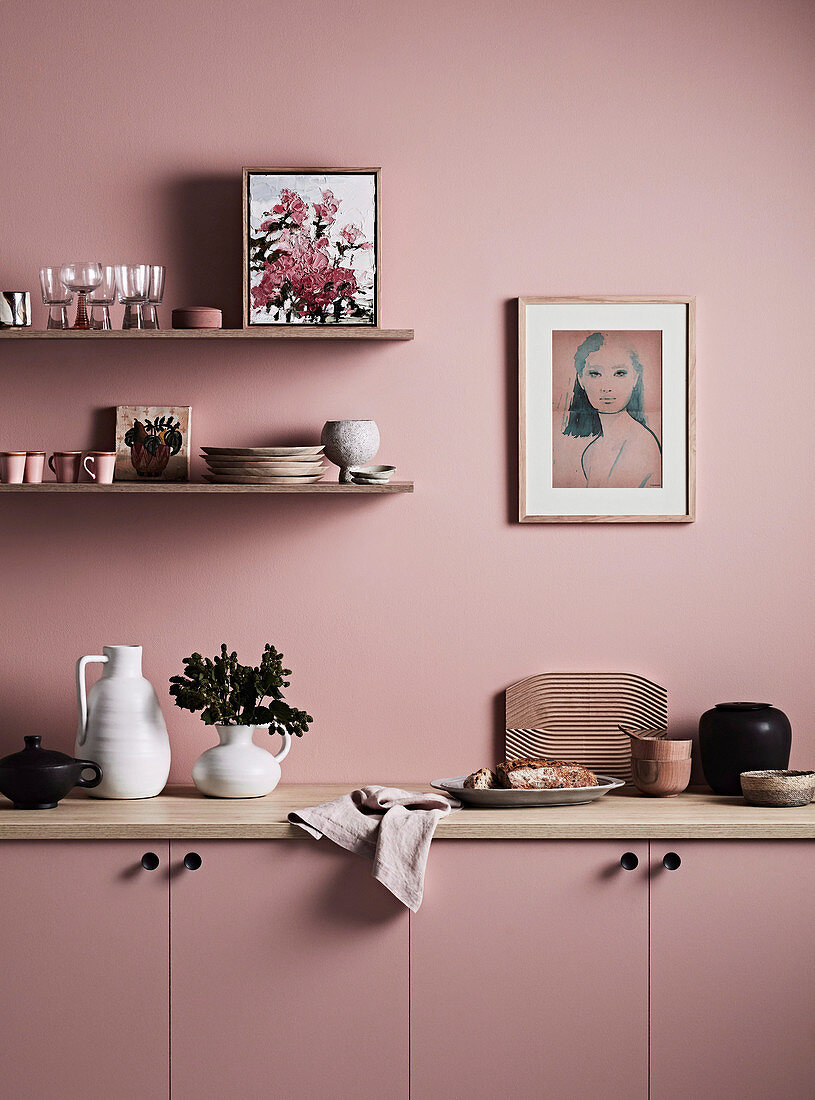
left=740, top=770, right=815, bottom=808
left=352, top=465, right=396, bottom=481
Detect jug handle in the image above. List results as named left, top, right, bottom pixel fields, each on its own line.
left=272, top=730, right=292, bottom=764
left=76, top=655, right=108, bottom=747
left=75, top=761, right=103, bottom=789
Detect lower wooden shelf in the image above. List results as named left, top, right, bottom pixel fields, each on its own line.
left=0, top=481, right=413, bottom=494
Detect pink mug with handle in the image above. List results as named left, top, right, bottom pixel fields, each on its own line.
left=83, top=451, right=116, bottom=484
left=48, top=451, right=82, bottom=483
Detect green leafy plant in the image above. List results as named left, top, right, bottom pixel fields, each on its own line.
left=169, top=644, right=313, bottom=736
left=124, top=415, right=183, bottom=457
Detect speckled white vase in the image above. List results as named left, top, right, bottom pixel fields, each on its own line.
left=192, top=724, right=291, bottom=798
left=321, top=420, right=380, bottom=482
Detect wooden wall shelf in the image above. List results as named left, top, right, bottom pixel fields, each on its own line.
left=0, top=481, right=413, bottom=494
left=0, top=327, right=413, bottom=341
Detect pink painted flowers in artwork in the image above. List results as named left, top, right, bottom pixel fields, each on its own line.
left=249, top=183, right=375, bottom=324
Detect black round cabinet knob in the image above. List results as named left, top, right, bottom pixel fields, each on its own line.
left=620, top=852, right=639, bottom=871
left=183, top=852, right=202, bottom=871
left=663, top=852, right=682, bottom=871
left=141, top=852, right=160, bottom=871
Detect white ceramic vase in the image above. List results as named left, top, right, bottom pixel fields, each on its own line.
left=192, top=724, right=291, bottom=798
left=75, top=645, right=171, bottom=799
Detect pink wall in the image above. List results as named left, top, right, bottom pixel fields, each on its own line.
left=1, top=0, right=814, bottom=784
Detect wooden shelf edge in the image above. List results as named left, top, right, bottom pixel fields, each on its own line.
left=0, top=327, right=414, bottom=341
left=0, top=481, right=414, bottom=494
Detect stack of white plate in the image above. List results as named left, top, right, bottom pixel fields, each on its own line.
left=201, top=446, right=326, bottom=484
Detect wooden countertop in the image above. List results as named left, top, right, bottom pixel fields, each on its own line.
left=1, top=785, right=814, bottom=839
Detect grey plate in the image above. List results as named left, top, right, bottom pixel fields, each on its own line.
left=431, top=774, right=625, bottom=807
left=201, top=446, right=324, bottom=457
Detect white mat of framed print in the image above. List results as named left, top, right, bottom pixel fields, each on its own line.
left=519, top=298, right=695, bottom=522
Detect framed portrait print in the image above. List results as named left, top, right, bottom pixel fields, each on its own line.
left=243, top=167, right=380, bottom=327
left=519, top=297, right=695, bottom=523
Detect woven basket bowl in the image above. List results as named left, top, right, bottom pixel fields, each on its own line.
left=740, top=770, right=815, bottom=808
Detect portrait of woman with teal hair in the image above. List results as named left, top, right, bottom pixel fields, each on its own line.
left=553, top=330, right=662, bottom=489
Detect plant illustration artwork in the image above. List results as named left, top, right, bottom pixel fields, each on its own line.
left=169, top=644, right=313, bottom=737
left=124, top=416, right=183, bottom=478
left=244, top=168, right=379, bottom=327
left=114, top=405, right=191, bottom=481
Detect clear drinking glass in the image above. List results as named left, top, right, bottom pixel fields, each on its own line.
left=89, top=266, right=117, bottom=330
left=115, top=264, right=151, bottom=330
left=143, top=265, right=165, bottom=329
left=39, top=267, right=73, bottom=330
left=59, top=262, right=103, bottom=330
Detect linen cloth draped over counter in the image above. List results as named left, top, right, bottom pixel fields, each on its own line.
left=288, top=786, right=460, bottom=911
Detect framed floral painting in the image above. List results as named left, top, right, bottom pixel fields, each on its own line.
left=243, top=167, right=379, bottom=327
left=519, top=297, right=695, bottom=522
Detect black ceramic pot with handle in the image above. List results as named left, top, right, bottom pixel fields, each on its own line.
left=0, top=736, right=103, bottom=809
left=699, top=702, right=792, bottom=796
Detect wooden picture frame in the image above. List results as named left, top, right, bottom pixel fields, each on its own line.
left=243, top=167, right=380, bottom=328
left=519, top=296, right=695, bottom=523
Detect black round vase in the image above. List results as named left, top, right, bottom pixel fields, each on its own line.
left=699, top=702, right=791, bottom=795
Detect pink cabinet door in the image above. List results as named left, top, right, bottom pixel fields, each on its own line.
left=650, top=841, right=815, bottom=1100
left=410, top=840, right=649, bottom=1100
left=169, top=840, right=408, bottom=1099
left=0, top=841, right=169, bottom=1100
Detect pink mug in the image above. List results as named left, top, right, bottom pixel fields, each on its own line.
left=83, top=451, right=116, bottom=484
left=24, top=451, right=46, bottom=484
left=48, top=451, right=82, bottom=483
left=0, top=451, right=27, bottom=484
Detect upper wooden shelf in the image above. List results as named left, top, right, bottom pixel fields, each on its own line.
left=0, top=481, right=413, bottom=494
left=0, top=327, right=414, bottom=340
left=0, top=786, right=811, bottom=840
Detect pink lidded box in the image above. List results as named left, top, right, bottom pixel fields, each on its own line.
left=172, top=306, right=222, bottom=329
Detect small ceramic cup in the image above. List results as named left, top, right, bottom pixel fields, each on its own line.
left=0, top=451, right=27, bottom=483
left=48, top=451, right=82, bottom=483
left=83, top=451, right=116, bottom=484
left=24, top=451, right=45, bottom=484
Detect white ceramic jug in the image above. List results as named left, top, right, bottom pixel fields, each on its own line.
left=75, top=645, right=171, bottom=799
left=192, top=724, right=291, bottom=798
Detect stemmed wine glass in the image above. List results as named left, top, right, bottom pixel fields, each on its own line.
left=115, top=264, right=151, bottom=329
left=144, top=265, right=165, bottom=329
left=89, top=266, right=117, bottom=330
left=59, top=263, right=103, bottom=330
left=39, top=267, right=73, bottom=330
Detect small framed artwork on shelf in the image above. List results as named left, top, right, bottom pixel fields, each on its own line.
left=519, top=296, right=695, bottom=523
left=243, top=167, right=379, bottom=328
left=115, top=405, right=192, bottom=481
